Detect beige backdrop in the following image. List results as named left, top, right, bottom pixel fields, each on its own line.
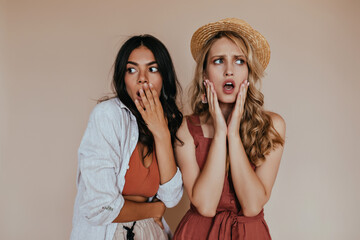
left=1, top=0, right=360, bottom=239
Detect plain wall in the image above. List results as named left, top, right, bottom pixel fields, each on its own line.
left=1, top=0, right=360, bottom=239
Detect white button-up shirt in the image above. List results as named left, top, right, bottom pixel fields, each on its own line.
left=70, top=98, right=183, bottom=240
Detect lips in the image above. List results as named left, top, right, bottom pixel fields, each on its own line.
left=135, top=89, right=144, bottom=100
left=223, top=80, right=235, bottom=94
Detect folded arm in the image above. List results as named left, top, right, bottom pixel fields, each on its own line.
left=175, top=117, right=227, bottom=217
left=228, top=112, right=286, bottom=216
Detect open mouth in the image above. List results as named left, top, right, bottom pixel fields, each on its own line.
left=223, top=81, right=235, bottom=90
left=222, top=80, right=236, bottom=94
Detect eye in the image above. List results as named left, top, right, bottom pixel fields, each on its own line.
left=149, top=66, right=159, bottom=73
left=127, top=67, right=136, bottom=73
left=235, top=59, right=245, bottom=65
left=214, top=58, right=223, bottom=64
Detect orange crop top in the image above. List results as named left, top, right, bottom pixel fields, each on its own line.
left=122, top=144, right=160, bottom=198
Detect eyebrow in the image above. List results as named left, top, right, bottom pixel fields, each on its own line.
left=210, top=54, right=246, bottom=59
left=127, top=61, right=158, bottom=66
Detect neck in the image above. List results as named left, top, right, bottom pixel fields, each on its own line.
left=219, top=102, right=234, bottom=120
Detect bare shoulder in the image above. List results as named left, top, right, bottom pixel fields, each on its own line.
left=175, top=116, right=194, bottom=148
left=174, top=116, right=197, bottom=168
left=267, top=111, right=286, bottom=138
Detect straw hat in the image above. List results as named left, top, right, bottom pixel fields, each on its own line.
left=190, top=18, right=271, bottom=69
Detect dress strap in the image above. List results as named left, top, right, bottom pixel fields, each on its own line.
left=186, top=115, right=204, bottom=140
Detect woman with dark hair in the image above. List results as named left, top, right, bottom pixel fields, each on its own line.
left=71, top=35, right=183, bottom=240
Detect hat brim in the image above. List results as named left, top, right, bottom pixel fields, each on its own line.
left=190, top=18, right=270, bottom=69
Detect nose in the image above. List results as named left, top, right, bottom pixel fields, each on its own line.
left=224, top=62, right=233, bottom=77
left=137, top=70, right=148, bottom=84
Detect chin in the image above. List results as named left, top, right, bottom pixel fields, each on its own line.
left=218, top=96, right=236, bottom=104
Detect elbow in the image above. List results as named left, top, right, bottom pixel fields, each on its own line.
left=191, top=192, right=217, bottom=217
left=242, top=192, right=270, bottom=217
left=242, top=206, right=263, bottom=217
left=195, top=204, right=217, bottom=217
left=163, top=199, right=179, bottom=209
left=159, top=185, right=183, bottom=208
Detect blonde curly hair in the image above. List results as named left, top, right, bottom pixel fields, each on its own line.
left=190, top=31, right=284, bottom=166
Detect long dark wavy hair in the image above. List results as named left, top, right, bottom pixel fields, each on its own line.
left=113, top=34, right=183, bottom=157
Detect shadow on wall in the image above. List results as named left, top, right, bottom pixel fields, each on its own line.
left=164, top=191, right=190, bottom=232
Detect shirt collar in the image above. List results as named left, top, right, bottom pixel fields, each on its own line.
left=115, top=98, right=137, bottom=121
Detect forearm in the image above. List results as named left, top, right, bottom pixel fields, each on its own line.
left=228, top=135, right=268, bottom=216
left=192, top=133, right=227, bottom=216
left=154, top=130, right=177, bottom=184
left=112, top=199, right=163, bottom=223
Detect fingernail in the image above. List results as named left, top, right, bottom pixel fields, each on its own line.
left=149, top=83, right=153, bottom=88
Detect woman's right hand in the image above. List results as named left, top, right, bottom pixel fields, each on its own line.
left=134, top=83, right=169, bottom=140
left=205, top=80, right=227, bottom=135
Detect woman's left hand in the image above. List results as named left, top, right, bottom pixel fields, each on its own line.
left=227, top=79, right=249, bottom=137
left=134, top=83, right=169, bottom=138
left=151, top=198, right=165, bottom=229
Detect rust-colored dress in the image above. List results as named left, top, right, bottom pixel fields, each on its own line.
left=173, top=115, right=272, bottom=240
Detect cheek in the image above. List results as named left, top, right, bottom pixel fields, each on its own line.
left=152, top=76, right=163, bottom=93
left=244, top=69, right=249, bottom=79
left=236, top=67, right=249, bottom=79
left=206, top=66, right=223, bottom=82
left=124, top=79, right=135, bottom=96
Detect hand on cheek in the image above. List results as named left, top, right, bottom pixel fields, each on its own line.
left=204, top=79, right=227, bottom=134
left=227, top=79, right=249, bottom=135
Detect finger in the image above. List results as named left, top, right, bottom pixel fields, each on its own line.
left=241, top=81, right=249, bottom=104
left=235, top=85, right=243, bottom=108
left=240, top=82, right=246, bottom=107
left=202, top=80, right=207, bottom=104
left=205, top=80, right=212, bottom=110
left=239, top=81, right=248, bottom=115
left=149, top=83, right=163, bottom=113
left=134, top=99, right=146, bottom=116
left=210, top=82, right=218, bottom=106
left=158, top=220, right=164, bottom=229
left=143, top=83, right=155, bottom=111
left=149, top=83, right=160, bottom=103
left=139, top=88, right=151, bottom=111
left=244, top=80, right=249, bottom=99
left=209, top=81, right=216, bottom=113
left=153, top=218, right=164, bottom=229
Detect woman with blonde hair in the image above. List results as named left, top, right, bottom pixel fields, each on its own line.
left=173, top=18, right=285, bottom=239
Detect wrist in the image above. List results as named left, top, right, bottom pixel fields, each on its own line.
left=214, top=130, right=227, bottom=139
left=153, top=128, right=171, bottom=141
left=227, top=134, right=242, bottom=146
left=227, top=131, right=240, bottom=139
left=152, top=201, right=165, bottom=218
